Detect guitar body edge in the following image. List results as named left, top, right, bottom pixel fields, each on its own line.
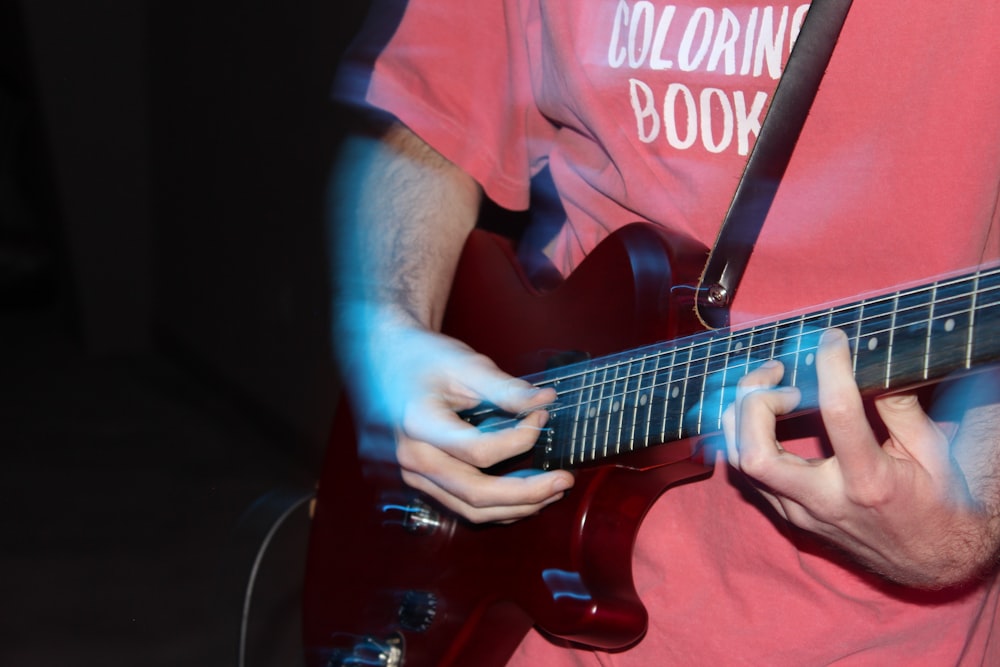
left=303, top=223, right=713, bottom=666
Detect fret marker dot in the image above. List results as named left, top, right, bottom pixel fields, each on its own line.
left=734, top=341, right=744, bottom=352
left=639, top=394, right=648, bottom=406
left=806, top=353, right=815, bottom=366
left=588, top=407, right=597, bottom=418
left=867, top=337, right=878, bottom=352
left=612, top=401, right=620, bottom=412
left=671, top=387, right=680, bottom=399
left=945, top=318, right=956, bottom=333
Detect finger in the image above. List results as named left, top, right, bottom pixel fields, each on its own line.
left=735, top=383, right=803, bottom=480
left=722, top=361, right=782, bottom=468
left=736, top=360, right=786, bottom=402
left=403, top=470, right=570, bottom=524
left=403, top=401, right=552, bottom=469
left=455, top=355, right=558, bottom=414
left=816, top=328, right=883, bottom=481
left=722, top=403, right=737, bottom=467
left=398, top=438, right=574, bottom=523
left=875, top=392, right=950, bottom=472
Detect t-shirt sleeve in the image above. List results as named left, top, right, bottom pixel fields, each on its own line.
left=335, top=0, right=553, bottom=210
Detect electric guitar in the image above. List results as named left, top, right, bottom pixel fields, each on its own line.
left=302, top=223, right=1000, bottom=667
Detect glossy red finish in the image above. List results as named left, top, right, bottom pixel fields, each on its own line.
left=303, top=224, right=714, bottom=666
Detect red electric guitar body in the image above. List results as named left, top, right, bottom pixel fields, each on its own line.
left=302, top=223, right=715, bottom=666
left=302, top=221, right=1000, bottom=666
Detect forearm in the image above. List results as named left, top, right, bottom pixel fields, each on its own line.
left=325, top=121, right=573, bottom=521
left=944, top=392, right=1000, bottom=581
left=330, top=121, right=482, bottom=335
left=726, top=335, right=1000, bottom=591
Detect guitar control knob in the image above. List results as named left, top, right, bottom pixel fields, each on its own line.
left=327, top=633, right=403, bottom=667
left=379, top=496, right=444, bottom=534
left=398, top=590, right=438, bottom=632
left=402, top=498, right=442, bottom=534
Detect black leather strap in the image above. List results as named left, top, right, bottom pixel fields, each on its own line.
left=696, top=0, right=853, bottom=329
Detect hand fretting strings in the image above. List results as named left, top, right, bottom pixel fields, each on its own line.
left=466, top=265, right=1000, bottom=470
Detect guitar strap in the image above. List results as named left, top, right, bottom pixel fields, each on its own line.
left=696, top=0, right=854, bottom=329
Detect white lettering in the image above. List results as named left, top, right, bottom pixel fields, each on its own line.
left=707, top=9, right=740, bottom=74
left=628, top=80, right=769, bottom=156
left=608, top=0, right=630, bottom=68
left=664, top=83, right=697, bottom=149
left=629, top=78, right=661, bottom=143
left=613, top=5, right=813, bottom=155
left=753, top=7, right=789, bottom=79
left=678, top=8, right=714, bottom=72
left=700, top=88, right=733, bottom=153
left=628, top=1, right=656, bottom=69
left=607, top=3, right=808, bottom=78
left=734, top=90, right=768, bottom=155
left=789, top=4, right=809, bottom=49
left=650, top=6, right=677, bottom=70
left=740, top=8, right=758, bottom=75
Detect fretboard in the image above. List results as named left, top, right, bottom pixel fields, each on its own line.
left=502, top=265, right=1000, bottom=471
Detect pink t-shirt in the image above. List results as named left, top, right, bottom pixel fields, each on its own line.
left=348, top=1, right=1000, bottom=664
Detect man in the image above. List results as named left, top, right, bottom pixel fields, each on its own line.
left=330, top=1, right=1000, bottom=663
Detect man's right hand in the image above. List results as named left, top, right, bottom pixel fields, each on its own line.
left=333, top=123, right=572, bottom=523
left=352, top=313, right=575, bottom=524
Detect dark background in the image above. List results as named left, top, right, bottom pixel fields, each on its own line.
left=0, top=0, right=370, bottom=664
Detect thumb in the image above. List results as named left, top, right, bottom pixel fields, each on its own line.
left=875, top=393, right=949, bottom=469
left=461, top=358, right=556, bottom=415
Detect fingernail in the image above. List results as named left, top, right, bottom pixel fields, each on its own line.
left=552, top=476, right=573, bottom=492
left=821, top=328, right=845, bottom=346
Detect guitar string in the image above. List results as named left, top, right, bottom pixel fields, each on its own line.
left=470, top=270, right=1000, bottom=455
left=542, top=326, right=994, bottom=467
left=546, top=325, right=988, bottom=464
left=547, top=295, right=996, bottom=402
left=479, top=284, right=1000, bottom=448
left=517, top=268, right=1000, bottom=395
left=542, top=272, right=1000, bottom=463
left=527, top=276, right=1000, bottom=410
left=548, top=273, right=1000, bottom=395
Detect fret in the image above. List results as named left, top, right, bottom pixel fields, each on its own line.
left=605, top=357, right=630, bottom=456
left=629, top=353, right=663, bottom=449
left=924, top=283, right=938, bottom=380
left=526, top=264, right=1000, bottom=473
left=853, top=293, right=896, bottom=392
left=577, top=364, right=600, bottom=463
left=925, top=275, right=976, bottom=378
left=970, top=269, right=1000, bottom=366
left=662, top=344, right=689, bottom=441
left=785, top=312, right=825, bottom=407
left=887, top=284, right=934, bottom=389
left=772, top=315, right=806, bottom=381
left=729, top=322, right=774, bottom=387
left=712, top=331, right=748, bottom=433
left=680, top=338, right=710, bottom=439
left=828, top=302, right=862, bottom=373
left=728, top=327, right=755, bottom=376
left=884, top=291, right=900, bottom=390
left=646, top=348, right=672, bottom=447
left=779, top=315, right=805, bottom=389
left=542, top=375, right=570, bottom=470
left=700, top=334, right=731, bottom=434
left=592, top=362, right=614, bottom=461
left=965, top=273, right=980, bottom=369
left=749, top=321, right=778, bottom=366
left=592, top=361, right=611, bottom=459
left=621, top=354, right=645, bottom=451
left=564, top=370, right=584, bottom=467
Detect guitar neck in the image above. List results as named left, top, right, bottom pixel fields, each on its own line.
left=528, top=265, right=1000, bottom=471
